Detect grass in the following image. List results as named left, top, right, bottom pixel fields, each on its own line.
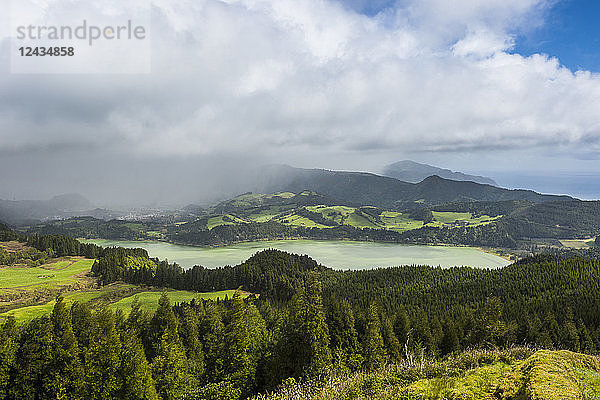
left=247, top=206, right=287, bottom=223
left=254, top=349, right=600, bottom=400
left=0, top=258, right=94, bottom=289
left=430, top=212, right=501, bottom=228
left=560, top=238, right=596, bottom=249
left=275, top=213, right=331, bottom=228
left=1, top=290, right=107, bottom=322
left=379, top=211, right=424, bottom=232
left=306, top=206, right=424, bottom=232
left=202, top=201, right=502, bottom=233
left=432, top=211, right=473, bottom=223
left=345, top=212, right=380, bottom=229
left=575, top=368, right=600, bottom=399
left=403, top=362, right=512, bottom=399
left=108, top=289, right=244, bottom=314
left=1, top=287, right=246, bottom=322
left=207, top=214, right=249, bottom=229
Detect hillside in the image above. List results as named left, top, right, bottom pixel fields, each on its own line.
left=383, top=159, right=498, bottom=185
left=256, top=349, right=600, bottom=400
left=256, top=165, right=572, bottom=208
left=25, top=192, right=600, bottom=249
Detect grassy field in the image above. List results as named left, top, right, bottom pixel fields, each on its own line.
left=1, top=285, right=245, bottom=322
left=379, top=211, right=424, bottom=231
left=207, top=214, right=249, bottom=229
left=108, top=289, right=244, bottom=314
left=0, top=258, right=94, bottom=289
left=560, top=238, right=596, bottom=249
left=1, top=290, right=108, bottom=322
left=430, top=211, right=501, bottom=227
left=275, top=213, right=331, bottom=228
left=200, top=196, right=504, bottom=234
left=0, top=254, right=244, bottom=322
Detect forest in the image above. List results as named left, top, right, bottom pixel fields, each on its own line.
left=2, top=223, right=600, bottom=399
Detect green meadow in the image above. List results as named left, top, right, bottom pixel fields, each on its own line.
left=200, top=197, right=501, bottom=232
left=1, top=290, right=107, bottom=322
left=108, top=289, right=244, bottom=314
left=0, top=258, right=94, bottom=289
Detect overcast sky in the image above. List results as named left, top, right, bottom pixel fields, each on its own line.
left=1, top=0, right=600, bottom=205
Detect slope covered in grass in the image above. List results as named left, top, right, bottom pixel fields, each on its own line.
left=254, top=349, right=600, bottom=400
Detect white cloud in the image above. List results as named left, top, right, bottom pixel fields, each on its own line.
left=2, top=0, right=600, bottom=160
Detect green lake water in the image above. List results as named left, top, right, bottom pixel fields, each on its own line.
left=82, top=239, right=511, bottom=270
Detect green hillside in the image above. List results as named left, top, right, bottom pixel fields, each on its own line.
left=255, top=349, right=600, bottom=400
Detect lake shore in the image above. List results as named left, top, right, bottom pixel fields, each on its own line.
left=81, top=238, right=511, bottom=270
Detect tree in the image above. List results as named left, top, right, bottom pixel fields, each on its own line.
left=178, top=304, right=205, bottom=383
left=83, top=309, right=122, bottom=399
left=363, top=303, right=385, bottom=370
left=393, top=305, right=411, bottom=348
left=150, top=293, right=190, bottom=400
left=223, top=292, right=266, bottom=397
left=118, top=329, right=159, bottom=400
left=440, top=318, right=460, bottom=355
left=470, top=297, right=507, bottom=348
left=327, top=297, right=362, bottom=371
left=381, top=313, right=402, bottom=362
left=9, top=317, right=55, bottom=399
left=560, top=312, right=581, bottom=353
left=71, top=301, right=94, bottom=351
left=0, top=317, right=18, bottom=398
left=126, top=296, right=149, bottom=338
left=51, top=295, right=84, bottom=399
left=412, top=308, right=435, bottom=354
left=199, top=300, right=226, bottom=382
left=281, top=274, right=331, bottom=379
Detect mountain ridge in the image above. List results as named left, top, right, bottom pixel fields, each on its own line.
left=256, top=164, right=573, bottom=209
left=383, top=160, right=498, bottom=185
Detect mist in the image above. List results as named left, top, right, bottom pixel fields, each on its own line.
left=2, top=0, right=600, bottom=206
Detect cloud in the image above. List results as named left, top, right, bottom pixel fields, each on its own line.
left=1, top=0, right=600, bottom=201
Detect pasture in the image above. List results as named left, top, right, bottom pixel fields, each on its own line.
left=0, top=258, right=94, bottom=289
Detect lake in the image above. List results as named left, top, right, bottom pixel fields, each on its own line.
left=82, top=239, right=511, bottom=270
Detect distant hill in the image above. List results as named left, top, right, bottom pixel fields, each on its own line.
left=257, top=164, right=572, bottom=209
left=0, top=193, right=93, bottom=225
left=383, top=160, right=497, bottom=185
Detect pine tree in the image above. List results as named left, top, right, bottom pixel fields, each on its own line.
left=178, top=304, right=205, bottom=383
left=118, top=329, right=159, bottom=400
left=224, top=291, right=266, bottom=397
left=150, top=293, right=190, bottom=400
left=9, top=316, right=55, bottom=399
left=51, top=295, right=84, bottom=399
left=71, top=301, right=94, bottom=352
left=0, top=316, right=18, bottom=398
left=578, top=320, right=596, bottom=354
left=470, top=297, right=507, bottom=348
left=394, top=305, right=411, bottom=348
left=440, top=318, right=460, bottom=355
left=125, top=296, right=150, bottom=343
left=327, top=297, right=362, bottom=371
left=83, top=309, right=122, bottom=399
left=283, top=274, right=332, bottom=378
left=412, top=308, right=435, bottom=354
left=381, top=314, right=402, bottom=362
left=199, top=300, right=226, bottom=382
left=363, top=303, right=385, bottom=370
